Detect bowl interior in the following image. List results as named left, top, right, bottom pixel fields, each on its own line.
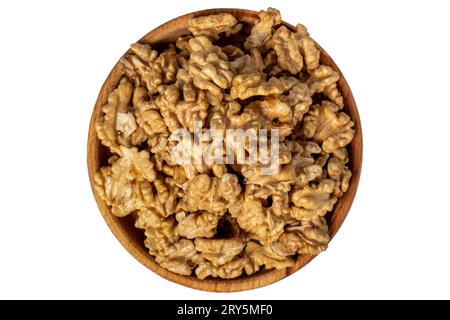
left=87, top=8, right=362, bottom=292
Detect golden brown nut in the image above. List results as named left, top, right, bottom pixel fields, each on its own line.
left=187, top=36, right=228, bottom=60
left=133, top=87, right=168, bottom=139
left=120, top=44, right=159, bottom=93
left=287, top=82, right=313, bottom=123
left=188, top=13, right=240, bottom=40
left=229, top=186, right=285, bottom=245
left=230, top=72, right=298, bottom=100
left=130, top=43, right=158, bottom=64
left=176, top=34, right=192, bottom=51
left=155, top=239, right=198, bottom=275
left=145, top=175, right=181, bottom=217
left=323, top=81, right=344, bottom=108
left=242, top=142, right=322, bottom=195
left=153, top=84, right=209, bottom=133
left=195, top=257, right=248, bottom=280
left=327, top=156, right=352, bottom=197
left=294, top=24, right=320, bottom=71
left=121, top=45, right=177, bottom=95
left=244, top=241, right=294, bottom=275
left=94, top=146, right=156, bottom=217
left=183, top=173, right=241, bottom=214
left=244, top=8, right=281, bottom=50
left=95, top=167, right=151, bottom=218
left=195, top=238, right=245, bottom=266
left=307, top=65, right=339, bottom=93
left=284, top=217, right=330, bottom=254
left=96, top=78, right=134, bottom=155
left=188, top=37, right=234, bottom=104
left=272, top=25, right=303, bottom=74
left=303, top=101, right=355, bottom=153
left=290, top=179, right=337, bottom=220
left=176, top=211, right=220, bottom=239
left=120, top=44, right=157, bottom=87
left=136, top=209, right=179, bottom=257
left=116, top=112, right=138, bottom=146
left=307, top=65, right=344, bottom=107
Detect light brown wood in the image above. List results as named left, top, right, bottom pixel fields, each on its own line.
left=87, top=8, right=363, bottom=292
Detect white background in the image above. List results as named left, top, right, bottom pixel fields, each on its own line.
left=1, top=0, right=449, bottom=299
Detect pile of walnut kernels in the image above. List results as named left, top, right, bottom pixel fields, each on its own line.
left=94, top=8, right=355, bottom=279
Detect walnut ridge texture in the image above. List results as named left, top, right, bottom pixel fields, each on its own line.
left=94, top=8, right=355, bottom=279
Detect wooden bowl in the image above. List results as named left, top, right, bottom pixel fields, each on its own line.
left=87, top=8, right=363, bottom=292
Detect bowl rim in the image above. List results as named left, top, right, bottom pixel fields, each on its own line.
left=87, top=8, right=363, bottom=292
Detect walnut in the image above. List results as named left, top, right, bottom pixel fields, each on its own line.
left=294, top=24, right=320, bottom=71
left=290, top=179, right=337, bottom=220
left=96, top=78, right=134, bottom=155
left=307, top=65, right=343, bottom=107
left=136, top=209, right=179, bottom=256
left=188, top=37, right=234, bottom=105
left=244, top=8, right=281, bottom=50
left=303, top=101, right=355, bottom=153
left=179, top=85, right=210, bottom=131
left=327, top=156, right=352, bottom=197
left=94, top=8, right=355, bottom=279
left=188, top=13, right=240, bottom=40
left=259, top=95, right=292, bottom=121
left=183, top=173, right=241, bottom=214
left=217, top=100, right=293, bottom=139
left=156, top=239, right=198, bottom=275
left=244, top=241, right=294, bottom=275
left=229, top=185, right=285, bottom=245
left=195, top=238, right=245, bottom=266
left=130, top=43, right=158, bottom=63
left=135, top=208, right=163, bottom=229
left=177, top=211, right=220, bottom=239
left=242, top=142, right=322, bottom=196
left=323, top=82, right=344, bottom=108
left=332, top=147, right=349, bottom=163
left=153, top=85, right=179, bottom=131
left=153, top=84, right=209, bottom=133
left=120, top=44, right=158, bottom=87
left=94, top=146, right=156, bottom=217
left=187, top=36, right=228, bottom=60
left=272, top=26, right=303, bottom=74
left=116, top=112, right=137, bottom=146
left=287, top=82, right=313, bottom=123
left=119, top=146, right=157, bottom=182
left=307, top=65, right=339, bottom=93
left=230, top=72, right=298, bottom=100
left=121, top=45, right=177, bottom=95
left=196, top=257, right=248, bottom=280
left=157, top=46, right=178, bottom=83
left=175, top=35, right=192, bottom=58
left=95, top=166, right=151, bottom=217
left=120, top=44, right=160, bottom=94
left=145, top=175, right=181, bottom=217
left=130, top=127, right=148, bottom=146
left=284, top=217, right=330, bottom=254
left=134, top=89, right=168, bottom=137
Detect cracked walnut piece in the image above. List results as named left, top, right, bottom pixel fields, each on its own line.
left=94, top=8, right=355, bottom=279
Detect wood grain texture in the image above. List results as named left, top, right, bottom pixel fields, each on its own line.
left=87, top=8, right=363, bottom=292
